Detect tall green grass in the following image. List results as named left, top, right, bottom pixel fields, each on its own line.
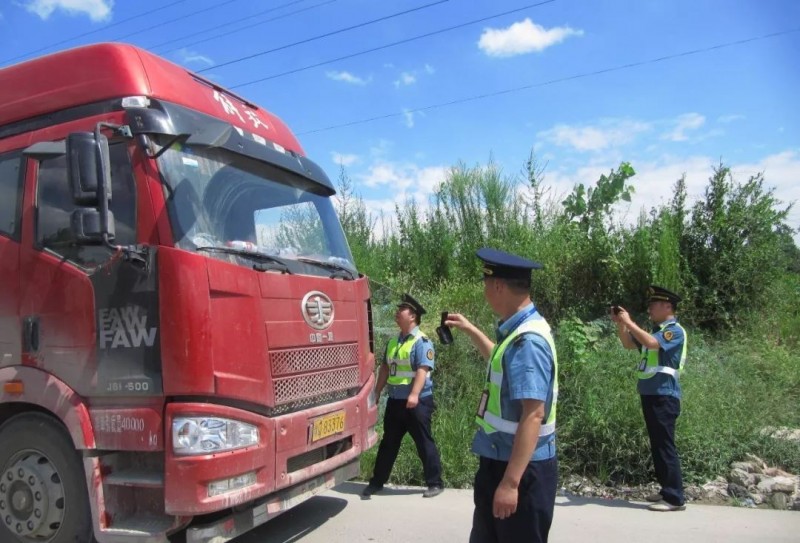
left=350, top=156, right=799, bottom=488
left=361, top=302, right=800, bottom=488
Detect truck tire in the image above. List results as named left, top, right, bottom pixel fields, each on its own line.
left=0, top=412, right=94, bottom=543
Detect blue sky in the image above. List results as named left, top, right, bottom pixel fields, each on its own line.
left=2, top=0, right=798, bottom=240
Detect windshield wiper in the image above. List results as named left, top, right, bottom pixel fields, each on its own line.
left=196, top=246, right=291, bottom=274
left=296, top=257, right=356, bottom=280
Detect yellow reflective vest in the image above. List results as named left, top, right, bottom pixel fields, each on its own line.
left=386, top=330, right=427, bottom=386
left=476, top=319, right=558, bottom=437
left=637, top=321, right=687, bottom=380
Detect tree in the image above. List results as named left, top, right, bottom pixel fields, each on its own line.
left=684, top=164, right=792, bottom=328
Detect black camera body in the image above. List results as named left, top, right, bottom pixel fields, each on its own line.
left=612, top=305, right=622, bottom=315
left=436, top=311, right=453, bottom=345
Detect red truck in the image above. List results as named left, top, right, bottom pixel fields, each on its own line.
left=0, top=43, right=379, bottom=543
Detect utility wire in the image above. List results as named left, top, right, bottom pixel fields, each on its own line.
left=149, top=0, right=309, bottom=52
left=158, top=0, right=336, bottom=55
left=197, top=0, right=449, bottom=73
left=230, top=0, right=556, bottom=90
left=1, top=0, right=189, bottom=66
left=112, top=0, right=243, bottom=43
left=297, top=27, right=800, bottom=136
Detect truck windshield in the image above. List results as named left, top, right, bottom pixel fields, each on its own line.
left=154, top=137, right=356, bottom=277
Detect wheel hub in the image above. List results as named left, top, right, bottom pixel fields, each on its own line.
left=0, top=451, right=64, bottom=540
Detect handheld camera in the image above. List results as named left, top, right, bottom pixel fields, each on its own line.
left=436, top=311, right=453, bottom=345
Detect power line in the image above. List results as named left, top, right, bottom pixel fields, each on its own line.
left=149, top=0, right=308, bottom=52
left=157, top=0, right=336, bottom=55
left=197, top=0, right=450, bottom=73
left=112, top=0, right=243, bottom=43
left=1, top=0, right=189, bottom=66
left=296, top=27, right=800, bottom=136
left=230, top=0, right=556, bottom=90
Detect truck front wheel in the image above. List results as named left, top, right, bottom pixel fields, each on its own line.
left=0, top=413, right=94, bottom=543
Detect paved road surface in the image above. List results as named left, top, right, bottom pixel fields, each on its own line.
left=230, top=482, right=800, bottom=542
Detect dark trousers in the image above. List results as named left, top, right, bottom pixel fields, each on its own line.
left=369, top=396, right=443, bottom=488
left=470, top=456, right=558, bottom=543
left=641, top=394, right=685, bottom=506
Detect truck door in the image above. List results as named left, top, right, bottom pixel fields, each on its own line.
left=19, top=141, right=143, bottom=396
left=0, top=151, right=23, bottom=369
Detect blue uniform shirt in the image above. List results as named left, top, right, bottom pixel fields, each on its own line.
left=471, top=304, right=557, bottom=462
left=636, top=318, right=684, bottom=399
left=386, top=326, right=435, bottom=400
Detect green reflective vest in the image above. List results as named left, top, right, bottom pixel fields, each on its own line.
left=386, top=330, right=426, bottom=386
left=476, top=319, right=558, bottom=437
left=637, top=321, right=687, bottom=380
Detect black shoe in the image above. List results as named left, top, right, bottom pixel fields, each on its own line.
left=361, top=484, right=382, bottom=498
left=422, top=486, right=444, bottom=498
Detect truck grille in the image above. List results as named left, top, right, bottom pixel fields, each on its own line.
left=271, top=344, right=359, bottom=375
left=270, top=344, right=360, bottom=407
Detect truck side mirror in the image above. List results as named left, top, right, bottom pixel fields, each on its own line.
left=65, top=130, right=115, bottom=246
left=71, top=209, right=116, bottom=244
left=66, top=131, right=112, bottom=205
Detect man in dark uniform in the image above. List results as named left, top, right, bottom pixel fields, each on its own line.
left=612, top=285, right=687, bottom=512
left=362, top=294, right=445, bottom=499
left=446, top=248, right=558, bottom=543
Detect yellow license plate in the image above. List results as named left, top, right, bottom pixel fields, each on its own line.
left=310, top=411, right=346, bottom=443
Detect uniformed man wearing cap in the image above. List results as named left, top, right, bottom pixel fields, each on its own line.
left=362, top=294, right=445, bottom=499
left=445, top=248, right=558, bottom=543
left=611, top=285, right=687, bottom=512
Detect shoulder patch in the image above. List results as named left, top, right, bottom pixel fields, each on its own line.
left=663, top=330, right=674, bottom=341
left=426, top=349, right=434, bottom=360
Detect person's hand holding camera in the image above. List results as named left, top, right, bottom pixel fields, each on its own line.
left=610, top=305, right=631, bottom=326
left=444, top=312, right=473, bottom=332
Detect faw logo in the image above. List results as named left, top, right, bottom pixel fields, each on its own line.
left=99, top=306, right=157, bottom=349
left=302, top=291, right=334, bottom=330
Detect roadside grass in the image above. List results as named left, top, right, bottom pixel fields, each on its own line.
left=360, top=291, right=800, bottom=488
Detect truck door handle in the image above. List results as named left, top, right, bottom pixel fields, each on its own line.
left=23, top=317, right=40, bottom=353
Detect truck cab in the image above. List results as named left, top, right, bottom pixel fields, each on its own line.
left=0, top=43, right=378, bottom=543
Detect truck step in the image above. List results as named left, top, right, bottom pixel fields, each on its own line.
left=104, top=468, right=164, bottom=488
left=99, top=516, right=175, bottom=543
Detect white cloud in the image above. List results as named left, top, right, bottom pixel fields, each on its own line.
left=478, top=18, right=583, bottom=57
left=663, top=113, right=705, bottom=142
left=394, top=72, right=417, bottom=88
left=326, top=70, right=371, bottom=85
left=359, top=161, right=448, bottom=197
left=718, top=114, right=745, bottom=123
left=369, top=139, right=393, bottom=159
left=392, top=64, right=434, bottom=88
left=402, top=109, right=415, bottom=128
left=22, top=0, right=113, bottom=21
left=331, top=152, right=359, bottom=167
left=538, top=119, right=651, bottom=152
left=176, top=48, right=214, bottom=67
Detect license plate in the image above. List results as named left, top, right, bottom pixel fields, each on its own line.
left=310, top=411, right=345, bottom=443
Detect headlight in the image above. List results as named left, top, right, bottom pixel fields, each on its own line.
left=172, top=417, right=259, bottom=456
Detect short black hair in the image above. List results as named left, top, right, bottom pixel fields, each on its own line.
left=502, top=277, right=531, bottom=295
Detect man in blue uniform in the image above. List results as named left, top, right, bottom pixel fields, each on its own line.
left=612, top=285, right=687, bottom=512
left=362, top=294, right=444, bottom=499
left=446, top=248, right=558, bottom=543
